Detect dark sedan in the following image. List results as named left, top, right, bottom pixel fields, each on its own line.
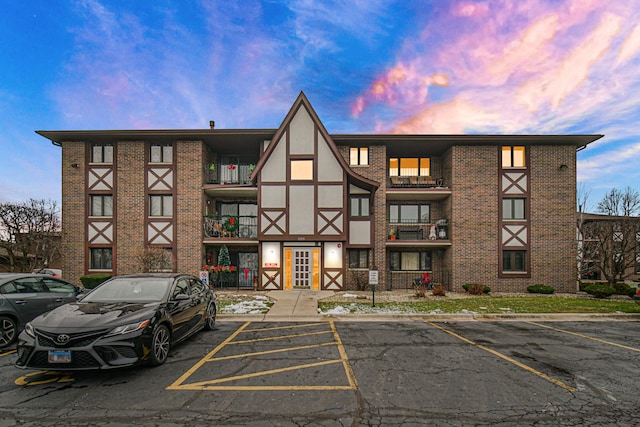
left=15, top=273, right=216, bottom=370
left=0, top=273, right=84, bottom=348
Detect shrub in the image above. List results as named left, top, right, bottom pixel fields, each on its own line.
left=432, top=284, right=446, bottom=297
left=463, top=283, right=490, bottom=295
left=527, top=284, right=555, bottom=294
left=583, top=284, right=614, bottom=299
left=611, top=282, right=635, bottom=297
left=80, top=273, right=112, bottom=290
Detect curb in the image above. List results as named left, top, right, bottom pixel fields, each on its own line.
left=218, top=313, right=640, bottom=322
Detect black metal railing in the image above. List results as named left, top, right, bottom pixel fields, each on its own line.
left=386, top=270, right=451, bottom=291
left=203, top=215, right=258, bottom=238
left=388, top=220, right=449, bottom=240
left=208, top=268, right=257, bottom=289
left=205, top=164, right=254, bottom=185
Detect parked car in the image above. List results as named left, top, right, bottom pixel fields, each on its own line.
left=0, top=273, right=84, bottom=348
left=15, top=273, right=216, bottom=370
left=31, top=268, right=63, bottom=279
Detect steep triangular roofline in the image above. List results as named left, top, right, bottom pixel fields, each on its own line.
left=250, top=92, right=379, bottom=191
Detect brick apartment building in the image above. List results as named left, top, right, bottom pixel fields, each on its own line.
left=38, top=92, right=602, bottom=292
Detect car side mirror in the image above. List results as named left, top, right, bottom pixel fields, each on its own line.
left=172, top=293, right=190, bottom=301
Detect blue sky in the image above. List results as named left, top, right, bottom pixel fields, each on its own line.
left=2, top=0, right=640, bottom=212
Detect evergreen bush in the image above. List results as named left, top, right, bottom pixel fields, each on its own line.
left=80, top=273, right=112, bottom=289
left=584, top=284, right=614, bottom=299
left=527, top=284, right=555, bottom=294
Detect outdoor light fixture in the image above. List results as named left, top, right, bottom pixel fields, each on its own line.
left=559, top=164, right=568, bottom=170
left=71, top=163, right=79, bottom=168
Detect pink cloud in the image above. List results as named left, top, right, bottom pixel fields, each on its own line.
left=392, top=97, right=500, bottom=134
left=355, top=0, right=640, bottom=138
left=617, top=24, right=640, bottom=64
left=516, top=13, right=621, bottom=113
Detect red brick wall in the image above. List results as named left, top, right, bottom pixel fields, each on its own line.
left=451, top=144, right=578, bottom=292
left=529, top=145, right=577, bottom=292
left=115, top=141, right=146, bottom=274
left=450, top=145, right=500, bottom=290
left=176, top=141, right=205, bottom=275
left=61, top=142, right=86, bottom=285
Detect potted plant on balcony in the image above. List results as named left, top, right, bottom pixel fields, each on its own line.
left=389, top=228, right=396, bottom=240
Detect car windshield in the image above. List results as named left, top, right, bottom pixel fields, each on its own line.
left=82, top=277, right=172, bottom=303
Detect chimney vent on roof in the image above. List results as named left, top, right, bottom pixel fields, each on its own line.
left=209, top=120, right=215, bottom=129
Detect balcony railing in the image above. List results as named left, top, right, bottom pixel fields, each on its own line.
left=389, top=176, right=444, bottom=188
left=206, top=164, right=254, bottom=184
left=203, top=215, right=258, bottom=239
left=388, top=220, right=449, bottom=240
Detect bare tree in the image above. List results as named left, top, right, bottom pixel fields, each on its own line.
left=134, top=246, right=173, bottom=272
left=597, top=186, right=640, bottom=216
left=0, top=199, right=61, bottom=272
left=580, top=187, right=640, bottom=286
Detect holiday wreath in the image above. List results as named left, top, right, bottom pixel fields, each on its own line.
left=224, top=216, right=239, bottom=232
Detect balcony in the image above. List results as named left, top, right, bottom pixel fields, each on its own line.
left=387, top=220, right=451, bottom=246
left=203, top=215, right=258, bottom=241
left=206, top=161, right=255, bottom=185
left=386, top=176, right=451, bottom=201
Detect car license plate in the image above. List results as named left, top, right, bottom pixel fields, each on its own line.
left=48, top=350, right=72, bottom=363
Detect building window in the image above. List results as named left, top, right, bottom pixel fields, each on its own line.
left=502, top=146, right=526, bottom=168
left=348, top=249, right=369, bottom=268
left=503, top=250, right=526, bottom=272
left=150, top=195, right=173, bottom=217
left=389, top=204, right=430, bottom=224
left=91, top=144, right=113, bottom=163
left=291, top=160, right=313, bottom=180
left=350, top=147, right=369, bottom=166
left=389, top=158, right=430, bottom=177
left=350, top=197, right=370, bottom=217
left=502, top=198, right=525, bottom=220
left=90, top=248, right=113, bottom=270
left=90, top=195, right=113, bottom=217
left=150, top=143, right=173, bottom=163
left=389, top=251, right=432, bottom=271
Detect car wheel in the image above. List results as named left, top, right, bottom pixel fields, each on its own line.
left=149, top=325, right=170, bottom=366
left=204, top=301, right=216, bottom=331
left=0, top=316, right=18, bottom=348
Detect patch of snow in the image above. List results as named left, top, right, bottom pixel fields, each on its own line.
left=221, top=299, right=270, bottom=314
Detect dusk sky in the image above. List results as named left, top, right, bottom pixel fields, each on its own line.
left=2, top=0, right=640, bottom=212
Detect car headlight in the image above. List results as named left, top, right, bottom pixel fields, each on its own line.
left=105, top=319, right=151, bottom=337
left=24, top=322, right=35, bottom=338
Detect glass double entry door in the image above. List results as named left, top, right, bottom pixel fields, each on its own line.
left=293, top=248, right=311, bottom=289
left=288, top=247, right=321, bottom=290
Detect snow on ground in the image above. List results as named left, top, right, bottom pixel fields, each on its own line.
left=220, top=298, right=272, bottom=314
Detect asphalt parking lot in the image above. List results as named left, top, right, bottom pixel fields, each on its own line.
left=0, top=319, right=639, bottom=426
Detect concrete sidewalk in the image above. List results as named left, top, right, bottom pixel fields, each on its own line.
left=262, top=290, right=333, bottom=321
